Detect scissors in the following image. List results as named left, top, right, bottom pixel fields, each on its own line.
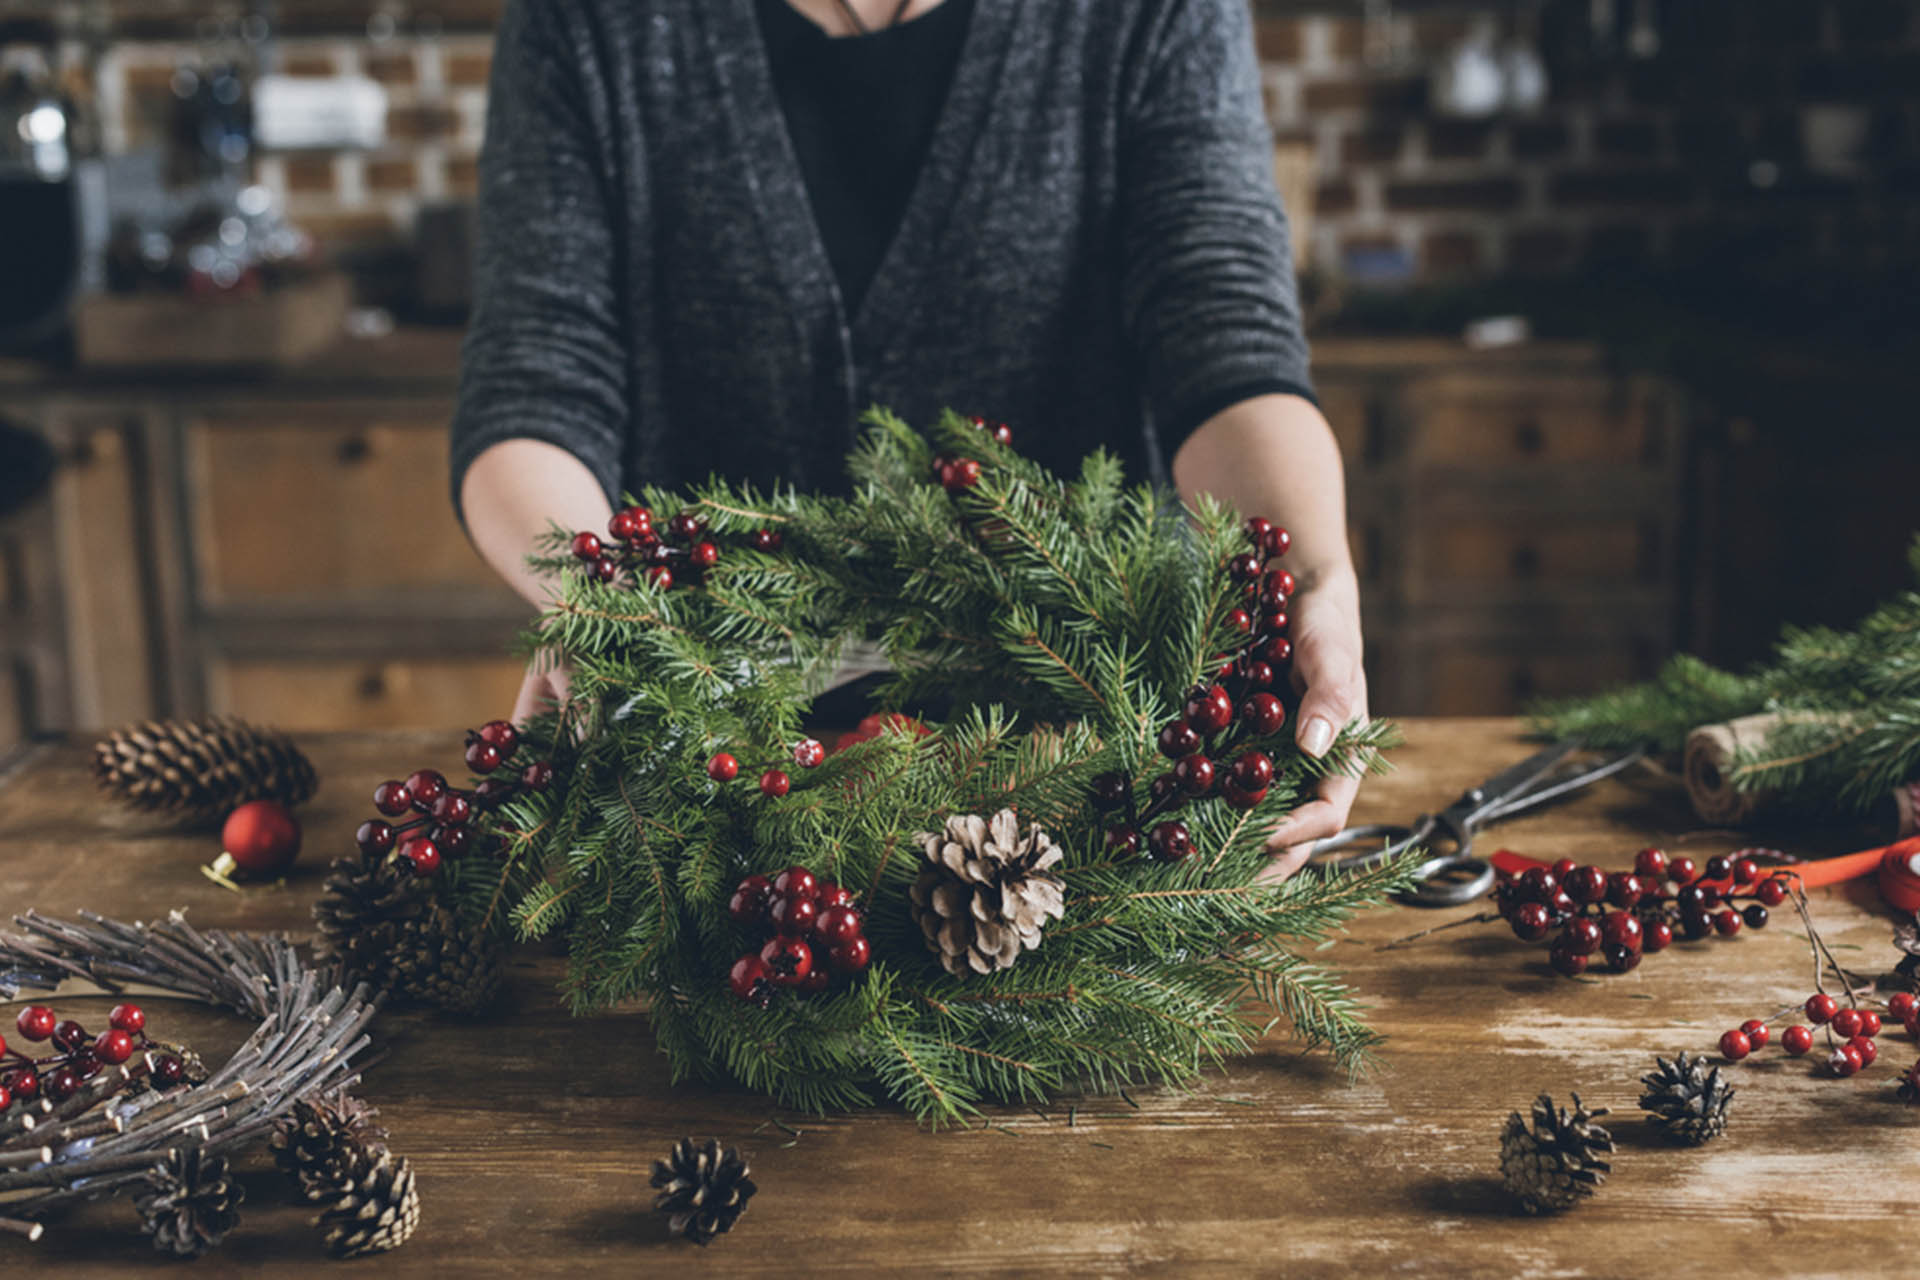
left=1304, top=739, right=1646, bottom=907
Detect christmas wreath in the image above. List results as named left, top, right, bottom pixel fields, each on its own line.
left=331, top=411, right=1412, bottom=1124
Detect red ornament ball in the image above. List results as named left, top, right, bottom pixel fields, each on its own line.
left=1642, top=920, right=1674, bottom=952
left=1718, top=1029, right=1752, bottom=1061
left=1782, top=1024, right=1814, bottom=1056
left=707, top=752, right=740, bottom=782
left=1711, top=909, right=1742, bottom=937
left=1739, top=1018, right=1770, bottom=1050
left=1228, top=750, right=1274, bottom=792
left=1606, top=872, right=1645, bottom=909
left=774, top=866, right=817, bottom=900
left=760, top=769, right=791, bottom=798
left=221, top=799, right=302, bottom=877
left=759, top=935, right=815, bottom=986
left=1565, top=865, right=1609, bottom=905
left=1510, top=903, right=1551, bottom=941
left=1264, top=526, right=1291, bottom=558
left=1667, top=856, right=1698, bottom=886
left=478, top=719, right=519, bottom=753
left=109, top=1003, right=146, bottom=1035
left=1157, top=721, right=1202, bottom=759
left=1562, top=918, right=1603, bottom=956
left=1731, top=856, right=1760, bottom=885
left=356, top=820, right=394, bottom=856
left=793, top=739, right=826, bottom=769
left=16, top=1006, right=55, bottom=1042
left=1172, top=754, right=1215, bottom=796
left=1600, top=911, right=1643, bottom=952
left=405, top=769, right=447, bottom=810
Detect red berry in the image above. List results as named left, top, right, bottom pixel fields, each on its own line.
left=1756, top=878, right=1788, bottom=907
left=43, top=1067, right=80, bottom=1102
left=1739, top=1019, right=1770, bottom=1050
left=750, top=528, right=783, bottom=552
left=570, top=530, right=603, bottom=561
left=1702, top=854, right=1732, bottom=881
left=1605, top=872, right=1645, bottom=908
left=828, top=934, right=872, bottom=974
left=644, top=564, right=672, bottom=590
left=707, top=753, right=740, bottom=782
left=1226, top=607, right=1253, bottom=632
left=1831, top=1008, right=1865, bottom=1038
left=1601, top=911, right=1643, bottom=952
left=1676, top=884, right=1710, bottom=913
left=1228, top=751, right=1274, bottom=792
left=1731, top=856, right=1760, bottom=885
left=1831, top=1042, right=1864, bottom=1076
left=1634, top=847, right=1667, bottom=880
left=1549, top=939, right=1588, bottom=976
left=1257, top=577, right=1290, bottom=612
left=1157, top=721, right=1203, bottom=759
left=728, top=876, right=772, bottom=927
left=608, top=506, right=650, bottom=541
left=431, top=792, right=472, bottom=827
left=1147, top=820, right=1193, bottom=862
left=1712, top=909, right=1742, bottom=937
left=1264, top=526, right=1290, bottom=557
left=729, top=954, right=773, bottom=1005
left=1173, top=754, right=1215, bottom=796
left=1183, top=685, right=1234, bottom=735
left=987, top=421, right=1013, bottom=446
left=1244, top=516, right=1273, bottom=544
left=1806, top=993, right=1840, bottom=1024
left=1515, top=866, right=1559, bottom=902
left=433, top=824, right=473, bottom=859
left=1266, top=568, right=1296, bottom=597
left=759, top=769, right=791, bottom=798
left=109, top=1003, right=145, bottom=1035
left=1243, top=660, right=1277, bottom=690
left=1562, top=918, right=1603, bottom=955
left=1680, top=908, right=1713, bottom=940
left=1106, top=826, right=1141, bottom=855
left=373, top=780, right=411, bottom=816
left=1852, top=1035, right=1879, bottom=1068
left=478, top=719, right=519, bottom=753
left=16, top=1006, right=55, bottom=1042
left=1719, top=1029, right=1752, bottom=1060
left=689, top=540, right=720, bottom=569
left=773, top=866, right=817, bottom=900
left=1148, top=773, right=1182, bottom=808
left=668, top=510, right=706, bottom=540
left=53, top=1019, right=88, bottom=1052
left=94, top=1028, right=134, bottom=1065
left=152, top=1055, right=184, bottom=1086
left=1228, top=552, right=1263, bottom=582
left=814, top=882, right=857, bottom=912
left=1220, top=778, right=1267, bottom=810
left=1511, top=902, right=1552, bottom=941
left=796, top=967, right=831, bottom=995
left=406, top=769, right=447, bottom=811
left=759, top=935, right=815, bottom=986
left=1566, top=865, right=1609, bottom=905
left=1890, top=992, right=1917, bottom=1024
left=793, top=739, right=826, bottom=769
left=942, top=458, right=982, bottom=491
left=356, top=819, right=394, bottom=856
left=1668, top=856, right=1698, bottom=885
left=465, top=739, right=504, bottom=774
left=521, top=760, right=555, bottom=790
left=1259, top=635, right=1293, bottom=664
left=0, top=1084, right=9, bottom=1112
left=814, top=904, right=864, bottom=947
left=399, top=837, right=441, bottom=875
left=1603, top=941, right=1641, bottom=973
left=1642, top=920, right=1674, bottom=952
left=1239, top=692, right=1286, bottom=736
left=1550, top=857, right=1579, bottom=879
left=1742, top=904, right=1769, bottom=929
left=1782, top=1024, right=1814, bottom=1055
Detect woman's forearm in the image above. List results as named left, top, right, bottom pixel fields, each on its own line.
left=1170, top=393, right=1354, bottom=591
left=460, top=438, right=616, bottom=608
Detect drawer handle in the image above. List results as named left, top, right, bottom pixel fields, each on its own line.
left=1513, top=420, right=1545, bottom=455
left=337, top=434, right=374, bottom=464
left=357, top=669, right=388, bottom=700
left=1510, top=544, right=1540, bottom=578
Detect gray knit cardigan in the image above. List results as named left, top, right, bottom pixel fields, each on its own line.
left=450, top=0, right=1312, bottom=514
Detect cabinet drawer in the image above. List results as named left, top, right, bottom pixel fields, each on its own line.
left=186, top=412, right=516, bottom=605
left=1419, top=646, right=1648, bottom=716
left=1406, top=375, right=1648, bottom=467
left=207, top=656, right=528, bottom=731
left=1418, top=519, right=1651, bottom=589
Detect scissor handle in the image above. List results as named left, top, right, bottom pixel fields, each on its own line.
left=1306, top=823, right=1423, bottom=873
left=1398, top=854, right=1497, bottom=907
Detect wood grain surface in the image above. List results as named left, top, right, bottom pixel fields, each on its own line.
left=0, top=720, right=1909, bottom=1277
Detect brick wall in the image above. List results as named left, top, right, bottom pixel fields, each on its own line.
left=45, top=0, right=1920, bottom=286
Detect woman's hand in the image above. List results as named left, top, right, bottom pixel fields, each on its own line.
left=1262, top=564, right=1367, bottom=877
left=511, top=660, right=572, bottom=727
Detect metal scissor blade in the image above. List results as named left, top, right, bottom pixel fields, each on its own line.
left=1476, top=746, right=1646, bottom=826
left=1444, top=740, right=1585, bottom=830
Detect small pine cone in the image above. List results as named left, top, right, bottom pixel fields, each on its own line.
left=92, top=717, right=317, bottom=827
left=908, top=809, right=1066, bottom=977
left=135, top=1146, right=244, bottom=1258
left=1498, top=1092, right=1613, bottom=1214
left=1898, top=1060, right=1920, bottom=1104
left=392, top=905, right=503, bottom=1016
left=315, top=1148, right=420, bottom=1259
left=271, top=1091, right=389, bottom=1200
left=650, top=1137, right=756, bottom=1246
left=313, top=848, right=435, bottom=991
left=1639, top=1052, right=1735, bottom=1145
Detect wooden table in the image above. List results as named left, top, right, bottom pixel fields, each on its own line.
left=0, top=720, right=1909, bottom=1276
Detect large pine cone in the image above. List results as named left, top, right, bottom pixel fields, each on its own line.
left=392, top=904, right=503, bottom=1015
left=1499, top=1092, right=1613, bottom=1214
left=1639, top=1052, right=1734, bottom=1145
left=136, top=1146, right=244, bottom=1258
left=313, top=848, right=435, bottom=990
left=271, top=1091, right=389, bottom=1200
left=315, top=1148, right=420, bottom=1258
left=650, top=1137, right=756, bottom=1246
left=92, top=717, right=317, bottom=826
left=909, top=809, right=1066, bottom=977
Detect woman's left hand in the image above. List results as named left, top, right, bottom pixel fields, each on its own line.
left=1262, top=564, right=1368, bottom=877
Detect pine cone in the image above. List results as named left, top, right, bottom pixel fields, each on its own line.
left=1639, top=1052, right=1735, bottom=1145
left=1498, top=1092, right=1613, bottom=1214
left=908, top=809, right=1066, bottom=976
left=271, top=1091, right=389, bottom=1200
left=650, top=1137, right=756, bottom=1245
left=1899, top=1059, right=1920, bottom=1104
left=315, top=1148, right=420, bottom=1258
left=92, top=717, right=317, bottom=827
left=136, top=1146, right=244, bottom=1258
left=391, top=904, right=503, bottom=1016
left=313, top=848, right=435, bottom=991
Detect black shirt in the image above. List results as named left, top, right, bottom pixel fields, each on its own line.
left=755, top=0, right=976, bottom=315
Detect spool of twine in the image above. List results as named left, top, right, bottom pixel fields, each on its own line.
left=1685, top=711, right=1919, bottom=830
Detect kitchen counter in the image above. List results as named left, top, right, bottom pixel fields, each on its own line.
left=0, top=719, right=1907, bottom=1275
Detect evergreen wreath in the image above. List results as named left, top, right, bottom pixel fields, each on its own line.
left=413, top=410, right=1411, bottom=1124
left=1531, top=534, right=1920, bottom=817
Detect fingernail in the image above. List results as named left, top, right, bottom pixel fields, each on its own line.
left=1301, top=716, right=1335, bottom=759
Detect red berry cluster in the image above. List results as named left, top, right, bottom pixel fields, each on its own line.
left=356, top=720, right=553, bottom=878
left=1091, top=517, right=1294, bottom=863
left=1494, top=848, right=1785, bottom=977
left=725, top=867, right=872, bottom=1006
left=831, top=711, right=933, bottom=753
left=706, top=738, right=830, bottom=802
left=931, top=417, right=1012, bottom=493
left=1717, top=990, right=1918, bottom=1080
left=3, top=1003, right=184, bottom=1109
left=569, top=503, right=785, bottom=590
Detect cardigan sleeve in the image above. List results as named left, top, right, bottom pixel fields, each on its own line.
left=448, top=0, right=632, bottom=525
left=1115, top=0, right=1315, bottom=466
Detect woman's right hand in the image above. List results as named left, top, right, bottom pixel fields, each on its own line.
left=511, top=660, right=571, bottom=726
